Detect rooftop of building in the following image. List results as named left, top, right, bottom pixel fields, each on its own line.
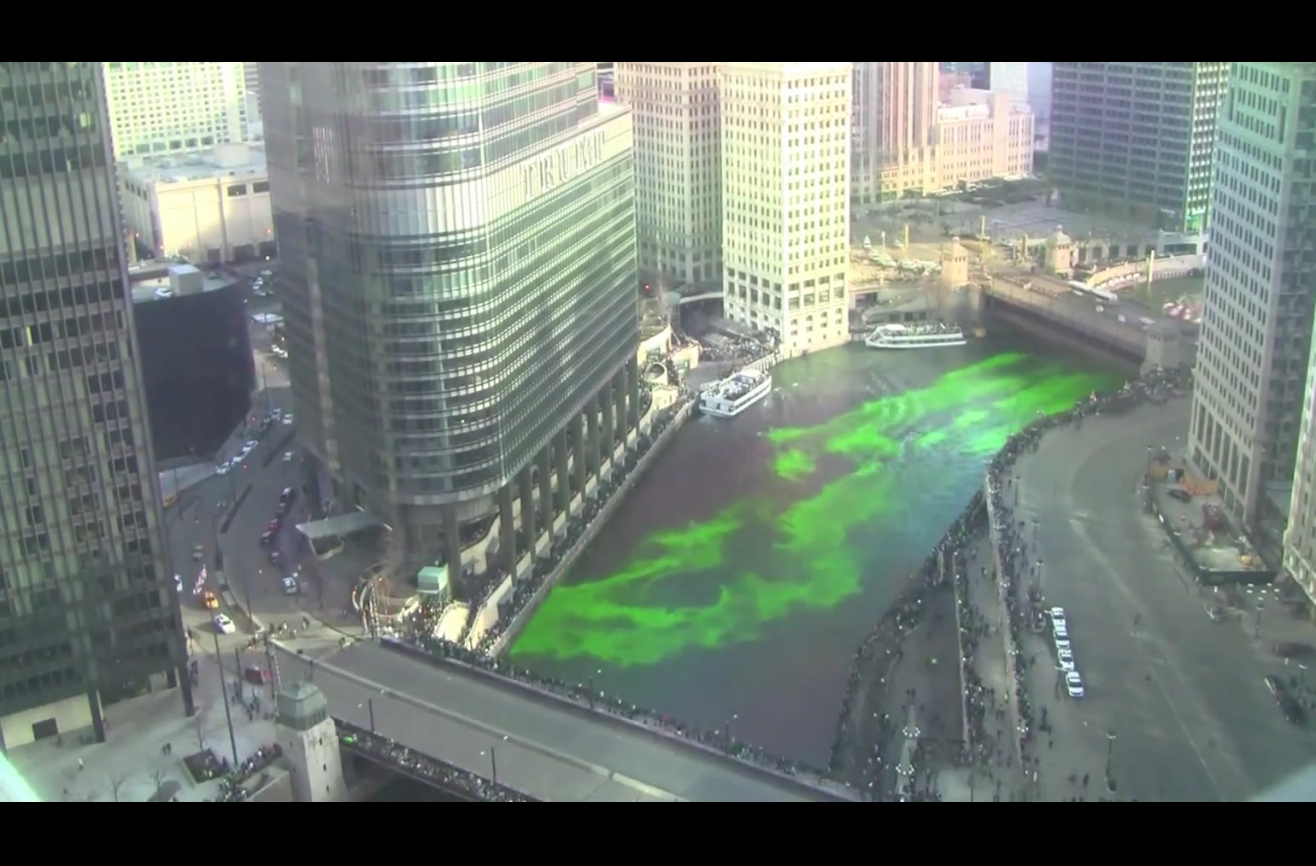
left=128, top=262, right=238, bottom=305
left=121, top=143, right=266, bottom=186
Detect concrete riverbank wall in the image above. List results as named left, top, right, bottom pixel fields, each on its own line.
left=490, top=399, right=696, bottom=657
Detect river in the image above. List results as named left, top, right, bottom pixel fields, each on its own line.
left=510, top=333, right=1124, bottom=766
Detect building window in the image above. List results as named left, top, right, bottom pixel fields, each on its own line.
left=227, top=184, right=247, bottom=197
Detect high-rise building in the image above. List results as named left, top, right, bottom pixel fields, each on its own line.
left=722, top=62, right=851, bottom=357
left=102, top=62, right=249, bottom=160
left=0, top=62, right=190, bottom=749
left=852, top=62, right=938, bottom=205
left=1190, top=63, right=1316, bottom=543
left=1050, top=62, right=1230, bottom=233
left=989, top=62, right=1030, bottom=104
left=615, top=63, right=722, bottom=291
left=260, top=62, right=641, bottom=566
left=243, top=62, right=260, bottom=101
left=931, top=90, right=1034, bottom=186
left=987, top=61, right=1053, bottom=150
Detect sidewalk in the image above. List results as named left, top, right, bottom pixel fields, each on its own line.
left=955, top=533, right=1022, bottom=801
left=8, top=653, right=277, bottom=803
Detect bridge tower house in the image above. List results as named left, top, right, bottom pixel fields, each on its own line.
left=275, top=681, right=347, bottom=803
left=1044, top=226, right=1077, bottom=278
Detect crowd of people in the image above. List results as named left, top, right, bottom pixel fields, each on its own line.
left=982, top=363, right=1191, bottom=796
left=385, top=635, right=840, bottom=795
left=828, top=497, right=980, bottom=799
left=828, top=364, right=1191, bottom=801
left=208, top=743, right=284, bottom=802
left=337, top=722, right=538, bottom=803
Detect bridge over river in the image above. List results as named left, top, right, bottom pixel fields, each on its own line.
left=275, top=641, right=855, bottom=803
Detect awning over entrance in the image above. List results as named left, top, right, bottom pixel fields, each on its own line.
left=296, top=511, right=383, bottom=541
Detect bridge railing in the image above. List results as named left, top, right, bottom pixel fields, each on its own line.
left=337, top=720, right=540, bottom=802
left=379, top=638, right=860, bottom=801
left=984, top=281, right=1145, bottom=360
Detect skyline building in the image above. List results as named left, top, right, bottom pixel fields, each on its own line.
left=0, top=61, right=190, bottom=749
left=615, top=62, right=722, bottom=291
left=102, top=62, right=249, bottom=161
left=988, top=61, right=1052, bottom=150
left=1049, top=62, right=1230, bottom=234
left=1190, top=63, right=1316, bottom=549
left=930, top=89, right=1034, bottom=186
left=259, top=62, right=641, bottom=570
left=722, top=62, right=852, bottom=357
left=851, top=62, right=939, bottom=205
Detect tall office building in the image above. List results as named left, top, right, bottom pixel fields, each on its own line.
left=989, top=62, right=1030, bottom=104
left=0, top=62, right=190, bottom=749
left=102, top=62, right=248, bottom=160
left=1050, top=62, right=1230, bottom=233
left=1190, top=63, right=1316, bottom=543
left=851, top=62, right=938, bottom=205
left=260, top=62, right=640, bottom=568
left=615, top=62, right=722, bottom=290
left=722, top=62, right=851, bottom=357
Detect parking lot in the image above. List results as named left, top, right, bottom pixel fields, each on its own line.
left=1013, top=400, right=1315, bottom=802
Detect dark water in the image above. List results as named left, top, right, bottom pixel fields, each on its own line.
left=511, top=334, right=1123, bottom=765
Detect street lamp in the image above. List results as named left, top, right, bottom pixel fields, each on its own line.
left=358, top=689, right=385, bottom=734
left=481, top=735, right=509, bottom=787
left=1254, top=603, right=1264, bottom=639
left=1105, top=730, right=1117, bottom=777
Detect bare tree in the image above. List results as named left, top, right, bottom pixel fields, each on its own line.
left=109, top=774, right=128, bottom=803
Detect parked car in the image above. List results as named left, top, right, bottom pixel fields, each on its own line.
left=213, top=614, right=236, bottom=635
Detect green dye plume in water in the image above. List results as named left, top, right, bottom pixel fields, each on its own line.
left=511, top=353, right=1120, bottom=667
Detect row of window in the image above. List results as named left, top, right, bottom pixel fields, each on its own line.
left=0, top=255, right=120, bottom=295
left=0, top=144, right=108, bottom=179
left=0, top=311, right=118, bottom=349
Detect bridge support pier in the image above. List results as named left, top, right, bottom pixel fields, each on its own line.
left=600, top=382, right=616, bottom=455
left=441, top=504, right=462, bottom=584
left=517, top=466, right=536, bottom=561
left=613, top=369, right=628, bottom=440
left=554, top=430, right=571, bottom=516
left=570, top=414, right=586, bottom=496
left=626, top=357, right=640, bottom=430
left=585, top=404, right=600, bottom=477
left=537, top=447, right=554, bottom=540
left=497, top=482, right=517, bottom=572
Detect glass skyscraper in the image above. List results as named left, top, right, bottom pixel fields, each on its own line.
left=1050, top=62, right=1230, bottom=233
left=260, top=62, right=640, bottom=571
left=0, top=62, right=190, bottom=750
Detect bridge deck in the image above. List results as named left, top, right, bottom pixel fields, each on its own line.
left=278, top=642, right=841, bottom=802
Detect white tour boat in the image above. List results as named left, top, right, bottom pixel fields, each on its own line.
left=699, top=367, right=773, bottom=418
left=865, top=322, right=967, bottom=350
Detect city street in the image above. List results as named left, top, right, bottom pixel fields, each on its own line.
left=1012, top=399, right=1314, bottom=802
left=168, top=306, right=364, bottom=656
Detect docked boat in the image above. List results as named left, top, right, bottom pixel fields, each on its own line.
left=865, top=322, right=967, bottom=350
left=699, top=367, right=772, bottom=418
